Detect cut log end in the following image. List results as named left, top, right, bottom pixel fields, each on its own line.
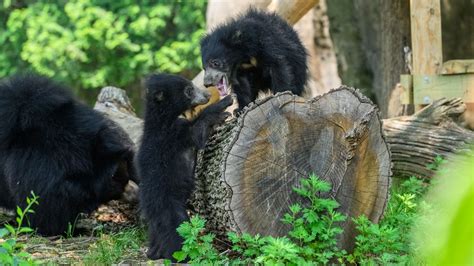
left=194, top=87, right=391, bottom=250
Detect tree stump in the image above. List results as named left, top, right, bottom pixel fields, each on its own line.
left=191, top=87, right=391, bottom=250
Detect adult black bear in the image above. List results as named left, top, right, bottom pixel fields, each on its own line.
left=0, top=74, right=137, bottom=236
left=136, top=74, right=232, bottom=260
left=201, top=9, right=308, bottom=112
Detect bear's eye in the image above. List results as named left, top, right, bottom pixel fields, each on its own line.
left=184, top=86, right=193, bottom=98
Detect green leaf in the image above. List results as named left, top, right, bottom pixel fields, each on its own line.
left=19, top=227, right=34, bottom=234
left=173, top=251, right=187, bottom=262
left=16, top=206, right=23, bottom=218
left=4, top=224, right=15, bottom=235
left=0, top=253, right=14, bottom=264
left=0, top=228, right=9, bottom=238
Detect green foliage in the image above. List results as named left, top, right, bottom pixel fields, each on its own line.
left=426, top=155, right=446, bottom=171
left=349, top=176, right=428, bottom=264
left=414, top=153, right=474, bottom=265
left=0, top=0, right=206, bottom=93
left=282, top=175, right=346, bottom=263
left=173, top=172, right=440, bottom=265
left=174, top=174, right=347, bottom=265
left=172, top=216, right=219, bottom=264
left=84, top=226, right=146, bottom=264
left=0, top=192, right=39, bottom=265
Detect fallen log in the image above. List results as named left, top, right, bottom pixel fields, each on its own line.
left=95, top=86, right=391, bottom=250
left=384, top=98, right=474, bottom=178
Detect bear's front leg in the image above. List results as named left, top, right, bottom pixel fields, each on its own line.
left=191, top=95, right=232, bottom=149
left=232, top=76, right=253, bottom=114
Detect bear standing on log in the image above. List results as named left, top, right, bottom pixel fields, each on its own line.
left=136, top=74, right=232, bottom=260
left=200, top=9, right=308, bottom=112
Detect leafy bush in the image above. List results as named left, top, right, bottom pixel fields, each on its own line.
left=0, top=0, right=206, bottom=94
left=0, top=192, right=39, bottom=265
left=173, top=174, right=348, bottom=265
left=172, top=216, right=219, bottom=264
left=172, top=173, right=437, bottom=265
left=349, top=176, right=429, bottom=264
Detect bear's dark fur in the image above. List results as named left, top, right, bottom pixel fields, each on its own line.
left=136, top=74, right=232, bottom=260
left=0, top=74, right=137, bottom=236
left=201, top=9, right=308, bottom=112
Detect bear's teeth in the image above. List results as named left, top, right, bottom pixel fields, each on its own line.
left=223, top=76, right=228, bottom=93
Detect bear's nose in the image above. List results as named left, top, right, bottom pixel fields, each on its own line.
left=203, top=76, right=214, bottom=87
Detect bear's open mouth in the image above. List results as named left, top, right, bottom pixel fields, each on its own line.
left=216, top=76, right=229, bottom=96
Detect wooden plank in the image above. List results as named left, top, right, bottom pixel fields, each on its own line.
left=440, top=60, right=474, bottom=75
left=413, top=74, right=474, bottom=104
left=400, top=74, right=413, bottom=104
left=410, top=0, right=443, bottom=75
left=267, top=0, right=319, bottom=25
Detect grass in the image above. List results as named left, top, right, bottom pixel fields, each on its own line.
left=84, top=226, right=147, bottom=264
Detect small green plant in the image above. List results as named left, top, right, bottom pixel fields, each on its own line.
left=284, top=175, right=346, bottom=263
left=349, top=176, right=428, bottom=264
left=350, top=215, right=408, bottom=264
left=426, top=154, right=446, bottom=171
left=172, top=216, right=220, bottom=264
left=65, top=215, right=80, bottom=239
left=0, top=191, right=39, bottom=265
left=173, top=174, right=347, bottom=265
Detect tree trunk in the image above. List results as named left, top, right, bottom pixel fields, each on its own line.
left=327, top=0, right=413, bottom=118
left=326, top=0, right=377, bottom=102
left=381, top=0, right=411, bottom=117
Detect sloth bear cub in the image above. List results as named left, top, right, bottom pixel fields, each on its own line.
left=201, top=9, right=308, bottom=112
left=137, top=74, right=232, bottom=260
left=0, top=74, right=137, bottom=236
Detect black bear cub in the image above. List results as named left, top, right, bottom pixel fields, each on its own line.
left=136, top=74, right=232, bottom=260
left=201, top=9, right=308, bottom=112
left=0, top=74, right=137, bottom=236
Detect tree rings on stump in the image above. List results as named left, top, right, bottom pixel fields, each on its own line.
left=192, top=87, right=391, bottom=251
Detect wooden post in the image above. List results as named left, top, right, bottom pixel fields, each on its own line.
left=410, top=0, right=443, bottom=75
left=410, top=0, right=442, bottom=111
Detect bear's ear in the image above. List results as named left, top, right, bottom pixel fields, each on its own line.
left=155, top=91, right=164, bottom=102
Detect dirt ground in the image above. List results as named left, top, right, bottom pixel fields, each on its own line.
left=2, top=200, right=149, bottom=264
